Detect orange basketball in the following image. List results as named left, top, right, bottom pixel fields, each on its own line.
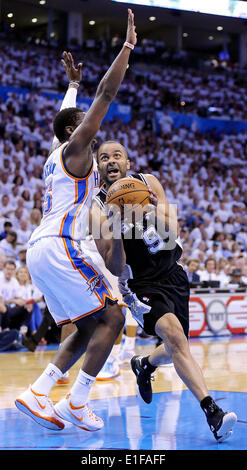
left=106, top=177, right=150, bottom=209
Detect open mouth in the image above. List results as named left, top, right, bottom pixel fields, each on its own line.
left=107, top=168, right=119, bottom=176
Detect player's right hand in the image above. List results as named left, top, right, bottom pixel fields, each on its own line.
left=61, top=51, right=83, bottom=82
left=123, top=293, right=151, bottom=328
left=125, top=9, right=137, bottom=46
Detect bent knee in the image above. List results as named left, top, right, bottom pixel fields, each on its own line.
left=102, top=303, right=125, bottom=330
left=155, top=313, right=188, bottom=353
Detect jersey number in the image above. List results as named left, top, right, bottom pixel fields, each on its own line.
left=143, top=225, right=165, bottom=254
left=43, top=178, right=53, bottom=215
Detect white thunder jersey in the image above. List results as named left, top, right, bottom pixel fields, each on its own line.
left=30, top=143, right=99, bottom=243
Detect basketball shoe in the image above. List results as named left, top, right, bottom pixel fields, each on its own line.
left=96, top=356, right=120, bottom=381
left=131, top=355, right=156, bottom=404
left=22, top=334, right=37, bottom=352
left=201, top=397, right=237, bottom=442
left=15, top=386, right=64, bottom=430
left=118, top=348, right=136, bottom=364
left=54, top=393, right=104, bottom=431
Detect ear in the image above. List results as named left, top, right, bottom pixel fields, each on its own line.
left=65, top=125, right=74, bottom=137
left=126, top=159, right=130, bottom=170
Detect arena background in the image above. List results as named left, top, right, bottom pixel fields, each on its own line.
left=0, top=0, right=247, bottom=455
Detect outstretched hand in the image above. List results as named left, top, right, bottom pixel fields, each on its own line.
left=126, top=8, right=137, bottom=46
left=61, top=51, right=83, bottom=83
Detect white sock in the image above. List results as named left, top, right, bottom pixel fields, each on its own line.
left=124, top=336, right=135, bottom=350
left=69, top=369, right=96, bottom=406
left=32, top=363, right=63, bottom=396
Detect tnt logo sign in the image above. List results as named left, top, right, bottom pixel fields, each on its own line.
left=206, top=300, right=227, bottom=334
left=87, top=274, right=104, bottom=294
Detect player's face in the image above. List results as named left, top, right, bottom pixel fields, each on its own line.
left=97, top=143, right=130, bottom=186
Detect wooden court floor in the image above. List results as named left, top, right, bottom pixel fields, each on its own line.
left=0, top=334, right=247, bottom=451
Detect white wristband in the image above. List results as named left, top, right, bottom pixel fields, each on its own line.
left=124, top=41, right=135, bottom=50
left=69, top=81, right=80, bottom=87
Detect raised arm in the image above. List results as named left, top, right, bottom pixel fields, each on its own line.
left=49, top=51, right=83, bottom=154
left=63, top=9, right=137, bottom=178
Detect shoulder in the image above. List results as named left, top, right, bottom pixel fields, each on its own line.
left=143, top=173, right=167, bottom=199
left=143, top=173, right=160, bottom=185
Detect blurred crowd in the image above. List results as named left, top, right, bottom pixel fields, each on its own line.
left=0, top=37, right=247, bottom=120
left=0, top=37, right=247, bottom=350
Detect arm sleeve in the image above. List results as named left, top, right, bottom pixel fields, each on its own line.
left=52, top=85, right=78, bottom=146
left=59, top=85, right=78, bottom=111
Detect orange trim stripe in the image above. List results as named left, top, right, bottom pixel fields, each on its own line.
left=61, top=238, right=117, bottom=321
left=59, top=213, right=67, bottom=236
left=70, top=239, right=113, bottom=299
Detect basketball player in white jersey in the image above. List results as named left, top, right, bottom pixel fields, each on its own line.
left=15, top=9, right=137, bottom=432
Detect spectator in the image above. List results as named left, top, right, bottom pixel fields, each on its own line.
left=216, top=258, right=230, bottom=287
left=198, top=258, right=220, bottom=283
left=0, top=194, right=14, bottom=218
left=0, top=260, right=32, bottom=333
left=185, top=259, right=200, bottom=283
left=229, top=268, right=244, bottom=286
left=15, top=246, right=27, bottom=269
left=29, top=209, right=42, bottom=230
left=206, top=241, right=223, bottom=261
left=0, top=230, right=18, bottom=259
left=15, top=266, right=44, bottom=338
left=0, top=221, right=13, bottom=240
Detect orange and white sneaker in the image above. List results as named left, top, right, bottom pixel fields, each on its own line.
left=54, top=393, right=104, bottom=431
left=15, top=386, right=64, bottom=431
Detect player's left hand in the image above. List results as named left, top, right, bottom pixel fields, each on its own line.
left=61, top=51, right=83, bottom=82
left=147, top=185, right=158, bottom=207
left=126, top=9, right=137, bottom=46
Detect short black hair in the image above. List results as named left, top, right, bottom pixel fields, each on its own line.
left=4, top=221, right=12, bottom=228
left=96, top=140, right=129, bottom=162
left=53, top=107, right=84, bottom=143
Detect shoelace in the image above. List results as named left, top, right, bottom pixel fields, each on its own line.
left=85, top=405, right=100, bottom=421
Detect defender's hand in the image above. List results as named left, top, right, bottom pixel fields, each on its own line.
left=61, top=51, right=83, bottom=82
left=126, top=9, right=137, bottom=46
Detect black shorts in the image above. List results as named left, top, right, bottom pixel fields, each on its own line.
left=128, top=264, right=190, bottom=337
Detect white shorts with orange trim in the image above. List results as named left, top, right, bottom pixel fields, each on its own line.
left=27, top=236, right=117, bottom=326
left=80, top=238, right=126, bottom=305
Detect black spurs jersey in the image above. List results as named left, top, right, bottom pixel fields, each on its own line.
left=93, top=173, right=183, bottom=283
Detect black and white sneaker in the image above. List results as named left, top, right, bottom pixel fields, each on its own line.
left=130, top=355, right=155, bottom=404
left=204, top=402, right=237, bottom=442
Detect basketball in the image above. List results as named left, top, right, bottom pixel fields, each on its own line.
left=105, top=177, right=150, bottom=209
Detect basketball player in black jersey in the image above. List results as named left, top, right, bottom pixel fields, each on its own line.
left=91, top=140, right=237, bottom=443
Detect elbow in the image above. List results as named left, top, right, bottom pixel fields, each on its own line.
left=106, top=260, right=125, bottom=277
left=114, top=264, right=125, bottom=277
left=106, top=264, right=122, bottom=277
left=98, top=79, right=116, bottom=102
